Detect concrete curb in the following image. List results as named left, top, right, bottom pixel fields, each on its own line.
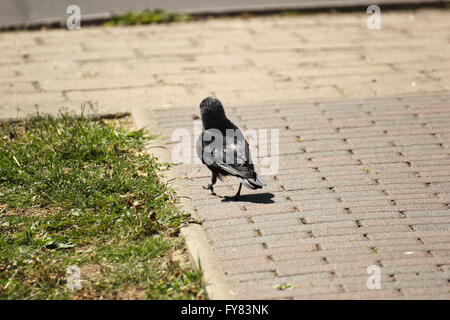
left=131, top=106, right=236, bottom=300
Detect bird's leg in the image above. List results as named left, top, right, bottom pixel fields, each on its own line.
left=227, top=183, right=242, bottom=201
left=234, top=183, right=242, bottom=200
left=203, top=172, right=217, bottom=195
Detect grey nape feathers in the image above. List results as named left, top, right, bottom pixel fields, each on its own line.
left=196, top=97, right=265, bottom=200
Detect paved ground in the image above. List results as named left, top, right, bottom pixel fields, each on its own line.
left=0, top=9, right=449, bottom=299
left=1, top=9, right=449, bottom=119
left=156, top=93, right=450, bottom=299
left=1, top=0, right=445, bottom=28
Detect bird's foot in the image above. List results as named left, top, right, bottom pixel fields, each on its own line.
left=202, top=184, right=216, bottom=195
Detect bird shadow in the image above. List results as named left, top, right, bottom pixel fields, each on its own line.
left=221, top=193, right=275, bottom=204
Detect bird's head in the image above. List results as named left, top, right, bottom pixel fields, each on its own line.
left=199, top=97, right=227, bottom=128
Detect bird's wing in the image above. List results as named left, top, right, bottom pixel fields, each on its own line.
left=196, top=129, right=254, bottom=178
left=197, top=128, right=255, bottom=178
left=218, top=130, right=255, bottom=179
left=196, top=130, right=221, bottom=165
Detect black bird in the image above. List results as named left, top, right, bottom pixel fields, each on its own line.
left=196, top=97, right=265, bottom=200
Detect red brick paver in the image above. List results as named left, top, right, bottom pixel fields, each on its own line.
left=155, top=93, right=450, bottom=299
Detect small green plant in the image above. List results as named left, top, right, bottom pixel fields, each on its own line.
left=275, top=283, right=295, bottom=291
left=363, top=167, right=374, bottom=174
left=104, top=9, right=193, bottom=26
left=280, top=11, right=298, bottom=16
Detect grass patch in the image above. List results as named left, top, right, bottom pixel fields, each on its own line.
left=104, top=9, right=193, bottom=26
left=0, top=113, right=205, bottom=299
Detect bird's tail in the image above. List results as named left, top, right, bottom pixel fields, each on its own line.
left=241, top=174, right=265, bottom=190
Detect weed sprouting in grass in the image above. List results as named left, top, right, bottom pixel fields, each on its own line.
left=104, top=10, right=193, bottom=26
left=0, top=113, right=204, bottom=299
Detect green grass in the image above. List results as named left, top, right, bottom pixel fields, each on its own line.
left=104, top=9, right=193, bottom=26
left=0, top=113, right=205, bottom=300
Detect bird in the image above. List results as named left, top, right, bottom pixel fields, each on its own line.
left=196, top=97, right=265, bottom=200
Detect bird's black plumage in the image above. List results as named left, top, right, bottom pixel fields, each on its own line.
left=196, top=97, right=265, bottom=199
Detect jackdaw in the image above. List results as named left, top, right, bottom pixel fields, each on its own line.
left=196, top=97, right=265, bottom=200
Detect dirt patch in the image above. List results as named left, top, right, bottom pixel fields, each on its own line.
left=100, top=114, right=134, bottom=129
left=74, top=286, right=147, bottom=300
left=80, top=264, right=102, bottom=282
left=3, top=207, right=61, bottom=217
left=73, top=263, right=147, bottom=300
left=115, top=287, right=147, bottom=300
left=168, top=247, right=192, bottom=268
